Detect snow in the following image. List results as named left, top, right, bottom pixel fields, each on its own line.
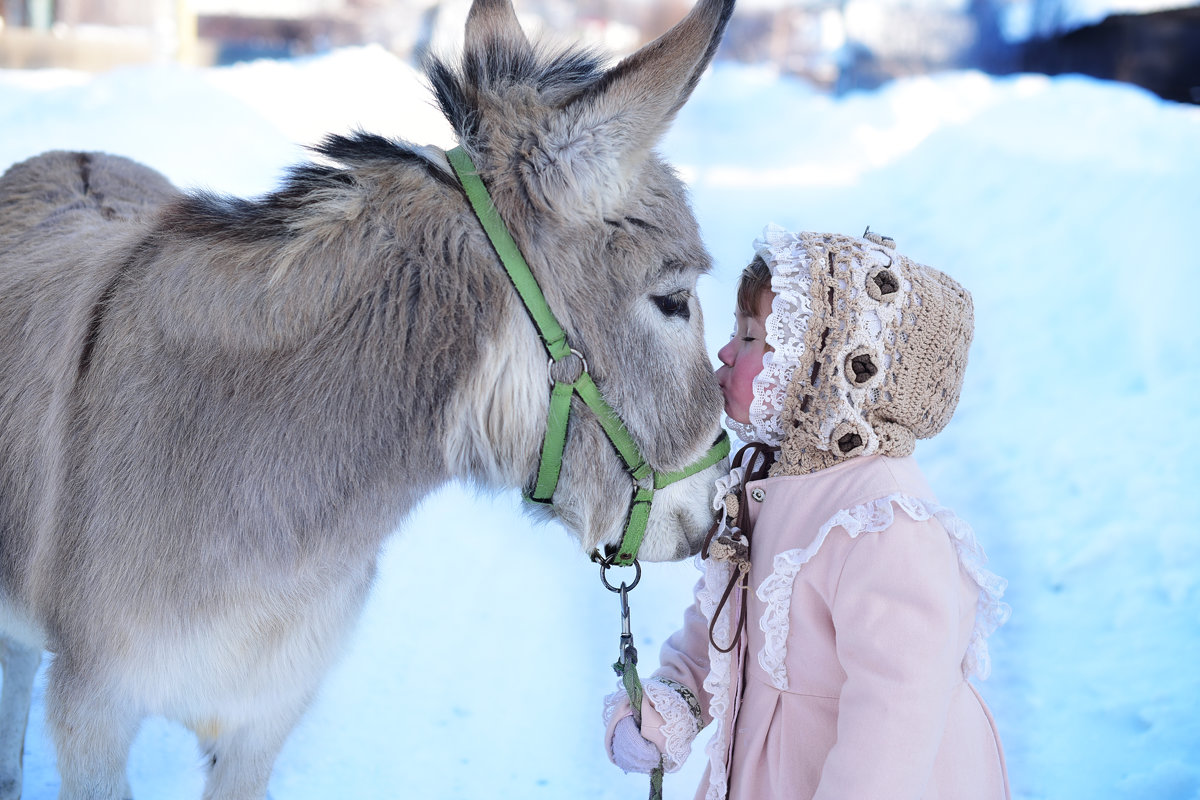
left=2, top=45, right=1199, bottom=800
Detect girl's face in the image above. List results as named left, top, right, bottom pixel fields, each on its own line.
left=715, top=291, right=774, bottom=425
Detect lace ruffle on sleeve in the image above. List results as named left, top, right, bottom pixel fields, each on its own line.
left=642, top=677, right=703, bottom=772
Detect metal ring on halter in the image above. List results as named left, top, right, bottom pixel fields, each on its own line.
left=598, top=552, right=642, bottom=593
left=548, top=348, right=587, bottom=387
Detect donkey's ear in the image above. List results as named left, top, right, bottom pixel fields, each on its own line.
left=464, top=0, right=531, bottom=55
left=523, top=0, right=735, bottom=220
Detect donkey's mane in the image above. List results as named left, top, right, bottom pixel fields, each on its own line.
left=305, top=132, right=459, bottom=193
left=426, top=44, right=608, bottom=141
left=162, top=37, right=614, bottom=247
left=164, top=132, right=455, bottom=246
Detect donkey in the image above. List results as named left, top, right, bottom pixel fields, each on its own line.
left=0, top=0, right=735, bottom=797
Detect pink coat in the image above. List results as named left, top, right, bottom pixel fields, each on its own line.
left=606, top=455, right=1010, bottom=800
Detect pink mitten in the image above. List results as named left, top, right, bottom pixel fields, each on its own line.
left=609, top=714, right=662, bottom=774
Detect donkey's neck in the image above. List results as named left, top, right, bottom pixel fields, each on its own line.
left=115, top=161, right=549, bottom=546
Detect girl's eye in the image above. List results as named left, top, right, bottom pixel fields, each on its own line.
left=652, top=291, right=691, bottom=320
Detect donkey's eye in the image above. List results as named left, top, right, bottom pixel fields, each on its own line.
left=652, top=291, right=691, bottom=320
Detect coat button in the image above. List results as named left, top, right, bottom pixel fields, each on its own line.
left=750, top=487, right=765, bottom=502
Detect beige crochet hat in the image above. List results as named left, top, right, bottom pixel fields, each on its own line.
left=728, top=225, right=974, bottom=476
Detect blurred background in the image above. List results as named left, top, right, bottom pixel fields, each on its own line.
left=0, top=0, right=1197, bottom=103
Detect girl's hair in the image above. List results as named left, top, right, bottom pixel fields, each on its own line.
left=737, top=255, right=772, bottom=318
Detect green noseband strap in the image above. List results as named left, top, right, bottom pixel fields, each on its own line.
left=448, top=145, right=729, bottom=566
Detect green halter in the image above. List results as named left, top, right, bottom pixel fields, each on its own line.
left=448, top=146, right=729, bottom=567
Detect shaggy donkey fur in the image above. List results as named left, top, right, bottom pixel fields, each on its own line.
left=0, top=0, right=735, bottom=797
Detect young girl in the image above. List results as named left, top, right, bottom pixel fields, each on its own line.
left=603, top=225, right=1011, bottom=799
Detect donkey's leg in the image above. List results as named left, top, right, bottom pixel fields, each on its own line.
left=46, top=659, right=138, bottom=800
left=0, top=636, right=41, bottom=800
left=198, top=711, right=305, bottom=800
left=196, top=594, right=370, bottom=800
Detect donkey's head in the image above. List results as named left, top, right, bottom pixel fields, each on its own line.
left=431, top=0, right=733, bottom=561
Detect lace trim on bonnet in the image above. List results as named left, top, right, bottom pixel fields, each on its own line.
left=756, top=493, right=1011, bottom=691
left=726, top=225, right=815, bottom=446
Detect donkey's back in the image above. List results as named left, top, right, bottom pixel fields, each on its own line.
left=0, top=150, right=178, bottom=384
left=0, top=150, right=176, bottom=239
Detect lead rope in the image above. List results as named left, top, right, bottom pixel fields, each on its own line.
left=596, top=554, right=665, bottom=799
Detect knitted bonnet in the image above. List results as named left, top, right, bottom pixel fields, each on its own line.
left=727, top=225, right=974, bottom=476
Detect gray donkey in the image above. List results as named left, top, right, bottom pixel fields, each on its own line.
left=0, top=0, right=735, bottom=797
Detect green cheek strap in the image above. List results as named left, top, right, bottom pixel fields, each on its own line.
left=448, top=145, right=728, bottom=567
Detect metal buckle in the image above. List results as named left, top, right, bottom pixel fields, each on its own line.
left=592, top=549, right=643, bottom=669
left=548, top=348, right=587, bottom=386
left=594, top=548, right=642, bottom=593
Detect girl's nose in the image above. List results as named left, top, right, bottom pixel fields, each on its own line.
left=716, top=339, right=736, bottom=368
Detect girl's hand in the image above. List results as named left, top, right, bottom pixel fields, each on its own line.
left=609, top=714, right=662, bottom=774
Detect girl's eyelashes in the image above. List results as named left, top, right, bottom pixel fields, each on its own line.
left=731, top=314, right=765, bottom=342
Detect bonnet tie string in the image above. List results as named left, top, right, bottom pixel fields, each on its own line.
left=704, top=441, right=776, bottom=653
